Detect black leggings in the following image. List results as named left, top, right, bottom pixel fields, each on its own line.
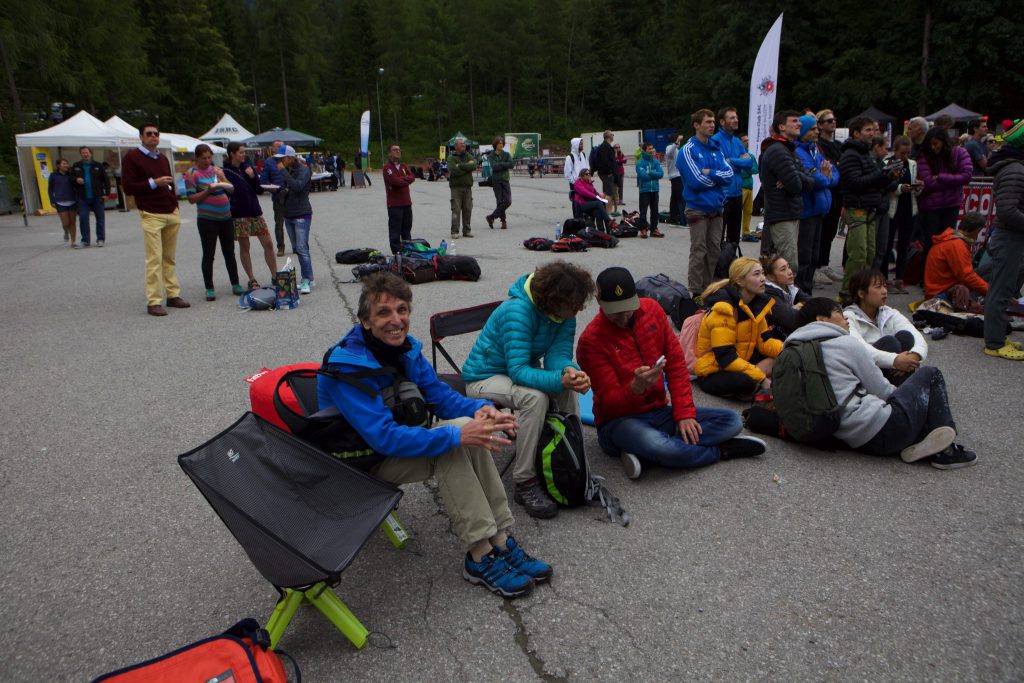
left=723, top=195, right=743, bottom=245
left=698, top=371, right=759, bottom=398
left=197, top=218, right=239, bottom=289
left=857, top=366, right=955, bottom=456
left=873, top=332, right=915, bottom=385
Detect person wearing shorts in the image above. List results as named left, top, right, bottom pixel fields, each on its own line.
left=223, top=142, right=276, bottom=289
left=47, top=159, right=79, bottom=247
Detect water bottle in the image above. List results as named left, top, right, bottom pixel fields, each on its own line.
left=555, top=222, right=562, bottom=240
left=449, top=239, right=457, bottom=256
left=439, top=239, right=447, bottom=256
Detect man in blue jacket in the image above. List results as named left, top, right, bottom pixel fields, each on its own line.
left=464, top=261, right=596, bottom=519
left=317, top=273, right=552, bottom=598
left=794, top=114, right=839, bottom=294
left=678, top=108, right=734, bottom=294
left=711, top=107, right=753, bottom=246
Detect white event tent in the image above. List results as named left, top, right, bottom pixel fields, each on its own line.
left=199, top=113, right=255, bottom=144
left=106, top=116, right=226, bottom=156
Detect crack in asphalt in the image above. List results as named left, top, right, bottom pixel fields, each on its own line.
left=549, top=584, right=648, bottom=655
left=501, top=600, right=568, bottom=683
left=314, top=233, right=359, bottom=324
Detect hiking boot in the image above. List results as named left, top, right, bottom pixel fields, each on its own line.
left=501, top=221, right=507, bottom=230
left=719, top=436, right=767, bottom=460
left=650, top=228, right=665, bottom=238
left=620, top=451, right=642, bottom=480
left=984, top=343, right=1024, bottom=361
left=500, top=535, right=553, bottom=583
left=513, top=478, right=558, bottom=519
left=463, top=549, right=533, bottom=598
left=929, top=444, right=978, bottom=470
left=900, top=426, right=956, bottom=463
left=205, top=288, right=216, bottom=301
left=640, top=229, right=649, bottom=239
left=486, top=216, right=495, bottom=229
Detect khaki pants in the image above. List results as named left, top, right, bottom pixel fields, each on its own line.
left=686, top=210, right=723, bottom=294
left=450, top=186, right=473, bottom=235
left=765, top=219, right=799, bottom=271
left=840, top=208, right=876, bottom=294
left=139, top=209, right=182, bottom=306
left=466, top=375, right=578, bottom=484
left=741, top=188, right=754, bottom=235
left=370, top=418, right=513, bottom=548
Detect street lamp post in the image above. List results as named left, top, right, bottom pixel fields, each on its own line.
left=375, top=68, right=385, bottom=170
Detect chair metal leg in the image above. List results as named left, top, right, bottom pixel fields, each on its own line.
left=380, top=511, right=410, bottom=549
left=304, top=583, right=369, bottom=649
left=266, top=588, right=305, bottom=649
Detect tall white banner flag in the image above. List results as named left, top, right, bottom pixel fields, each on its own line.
left=359, top=110, right=370, bottom=163
left=748, top=13, right=783, bottom=199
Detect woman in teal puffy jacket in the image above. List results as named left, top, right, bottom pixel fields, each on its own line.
left=463, top=262, right=596, bottom=520
left=635, top=142, right=664, bottom=237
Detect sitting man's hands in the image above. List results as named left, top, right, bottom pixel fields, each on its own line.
left=677, top=418, right=703, bottom=444
left=561, top=367, right=591, bottom=394
left=630, top=363, right=664, bottom=395
left=462, top=407, right=519, bottom=452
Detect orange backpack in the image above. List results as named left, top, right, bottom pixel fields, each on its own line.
left=91, top=619, right=298, bottom=683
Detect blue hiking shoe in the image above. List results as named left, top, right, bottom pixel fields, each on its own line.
left=463, top=549, right=533, bottom=598
left=501, top=536, right=553, bottom=583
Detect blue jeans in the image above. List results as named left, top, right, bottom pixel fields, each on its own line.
left=78, top=196, right=105, bottom=243
left=597, top=406, right=742, bottom=469
left=285, top=216, right=313, bottom=281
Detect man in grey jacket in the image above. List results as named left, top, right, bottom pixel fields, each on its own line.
left=983, top=118, right=1024, bottom=361
left=787, top=298, right=977, bottom=469
left=759, top=110, right=814, bottom=269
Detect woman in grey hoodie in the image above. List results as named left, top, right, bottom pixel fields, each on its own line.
left=786, top=298, right=976, bottom=470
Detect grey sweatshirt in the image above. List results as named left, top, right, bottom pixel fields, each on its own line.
left=784, top=321, right=895, bottom=448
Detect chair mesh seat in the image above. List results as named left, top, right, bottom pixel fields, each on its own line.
left=179, top=412, right=402, bottom=588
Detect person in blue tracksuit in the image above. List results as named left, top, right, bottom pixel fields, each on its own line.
left=711, top=106, right=753, bottom=245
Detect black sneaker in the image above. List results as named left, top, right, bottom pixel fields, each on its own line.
left=513, top=478, right=558, bottom=519
left=719, top=436, right=767, bottom=460
left=929, top=444, right=978, bottom=470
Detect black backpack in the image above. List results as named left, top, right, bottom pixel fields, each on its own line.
left=523, top=237, right=554, bottom=251
left=579, top=226, right=619, bottom=248
left=562, top=217, right=589, bottom=236
left=433, top=254, right=481, bottom=281
left=715, top=241, right=742, bottom=279
left=336, top=247, right=382, bottom=264
left=390, top=255, right=438, bottom=284
left=634, top=274, right=698, bottom=329
left=772, top=338, right=858, bottom=443
left=535, top=412, right=630, bottom=526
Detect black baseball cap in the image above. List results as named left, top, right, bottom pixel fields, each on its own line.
left=596, top=267, right=640, bottom=315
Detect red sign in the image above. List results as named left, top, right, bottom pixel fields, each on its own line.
left=958, top=180, right=996, bottom=227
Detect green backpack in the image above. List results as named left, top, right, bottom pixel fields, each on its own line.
left=772, top=339, right=855, bottom=442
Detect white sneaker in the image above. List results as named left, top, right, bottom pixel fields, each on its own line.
left=308, top=279, right=316, bottom=289
left=814, top=269, right=832, bottom=286
left=96, top=240, right=104, bottom=247
left=299, top=279, right=311, bottom=295
left=900, top=426, right=956, bottom=463
left=825, top=266, right=844, bottom=281
left=620, top=452, right=642, bottom=480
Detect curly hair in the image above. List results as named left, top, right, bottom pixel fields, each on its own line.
left=530, top=261, right=595, bottom=318
left=357, top=273, right=413, bottom=321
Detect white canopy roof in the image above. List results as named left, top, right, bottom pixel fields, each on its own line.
left=105, top=116, right=225, bottom=154
left=199, top=112, right=255, bottom=142
left=15, top=111, right=137, bottom=148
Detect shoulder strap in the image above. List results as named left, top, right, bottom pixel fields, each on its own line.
left=318, top=340, right=397, bottom=398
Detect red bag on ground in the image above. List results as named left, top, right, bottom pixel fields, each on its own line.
left=246, top=363, right=320, bottom=431
left=91, top=619, right=298, bottom=683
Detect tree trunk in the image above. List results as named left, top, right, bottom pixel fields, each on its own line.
left=0, top=37, right=24, bottom=133
left=919, top=8, right=931, bottom=114
left=506, top=72, right=513, bottom=131
left=469, top=67, right=475, bottom=135
left=279, top=43, right=290, bottom=129
left=564, top=17, right=575, bottom=123
left=547, top=73, right=552, bottom=128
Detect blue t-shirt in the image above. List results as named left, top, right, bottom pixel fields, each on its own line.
left=82, top=161, right=94, bottom=199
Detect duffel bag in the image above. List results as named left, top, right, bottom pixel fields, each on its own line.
left=434, top=254, right=481, bottom=281
left=524, top=237, right=554, bottom=251
left=390, top=255, right=438, bottom=284
left=579, top=227, right=619, bottom=248
left=335, top=247, right=382, bottom=264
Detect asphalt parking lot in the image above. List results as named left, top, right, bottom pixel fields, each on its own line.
left=1, top=173, right=1021, bottom=681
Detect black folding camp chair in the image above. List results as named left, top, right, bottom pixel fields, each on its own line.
left=429, top=300, right=503, bottom=395
left=179, top=412, right=403, bottom=649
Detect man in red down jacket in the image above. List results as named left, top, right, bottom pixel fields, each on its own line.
left=576, top=267, right=766, bottom=480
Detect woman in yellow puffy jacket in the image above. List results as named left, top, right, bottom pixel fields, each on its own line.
left=694, top=257, right=784, bottom=398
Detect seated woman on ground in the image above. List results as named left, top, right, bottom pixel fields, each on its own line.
left=693, top=257, right=783, bottom=398
left=572, top=169, right=611, bottom=231
left=843, top=268, right=927, bottom=384
left=761, top=254, right=806, bottom=339
left=787, top=297, right=976, bottom=469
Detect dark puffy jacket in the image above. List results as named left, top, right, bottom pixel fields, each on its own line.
left=759, top=137, right=813, bottom=223
left=990, top=146, right=1024, bottom=234
left=838, top=139, right=889, bottom=209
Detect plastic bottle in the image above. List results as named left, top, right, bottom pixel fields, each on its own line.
left=448, top=239, right=457, bottom=256
left=439, top=239, right=447, bottom=256
left=555, top=222, right=562, bottom=240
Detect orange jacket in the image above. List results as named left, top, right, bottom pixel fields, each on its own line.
left=693, top=286, right=783, bottom=382
left=924, top=228, right=988, bottom=297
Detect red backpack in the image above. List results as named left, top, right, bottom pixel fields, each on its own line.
left=91, top=619, right=298, bottom=683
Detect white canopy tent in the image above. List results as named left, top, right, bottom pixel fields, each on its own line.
left=14, top=111, right=139, bottom=218
left=199, top=113, right=255, bottom=144
left=106, top=116, right=226, bottom=155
